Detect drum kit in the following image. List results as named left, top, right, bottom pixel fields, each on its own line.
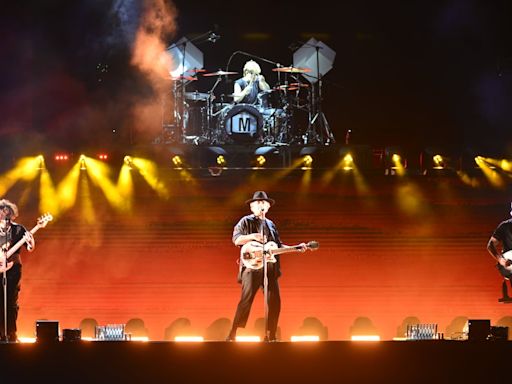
left=165, top=66, right=314, bottom=146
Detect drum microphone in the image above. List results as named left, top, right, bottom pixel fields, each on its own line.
left=208, top=32, right=221, bottom=43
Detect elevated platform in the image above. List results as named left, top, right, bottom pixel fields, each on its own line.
left=1, top=340, right=510, bottom=382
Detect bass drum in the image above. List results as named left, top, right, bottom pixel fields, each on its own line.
left=220, top=103, right=263, bottom=143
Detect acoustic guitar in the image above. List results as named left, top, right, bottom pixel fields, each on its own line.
left=240, top=240, right=319, bottom=270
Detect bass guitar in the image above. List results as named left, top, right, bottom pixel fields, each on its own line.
left=497, top=250, right=512, bottom=278
left=240, top=240, right=319, bottom=270
left=0, top=213, right=53, bottom=273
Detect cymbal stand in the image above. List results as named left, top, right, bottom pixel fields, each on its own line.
left=206, top=75, right=224, bottom=144
left=307, top=46, right=335, bottom=145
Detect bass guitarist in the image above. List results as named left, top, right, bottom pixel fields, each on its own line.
left=226, top=191, right=307, bottom=342
left=487, top=202, right=512, bottom=303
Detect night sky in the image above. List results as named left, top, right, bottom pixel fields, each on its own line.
left=1, top=0, right=511, bottom=157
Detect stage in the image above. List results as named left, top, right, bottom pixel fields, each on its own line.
left=1, top=340, right=510, bottom=383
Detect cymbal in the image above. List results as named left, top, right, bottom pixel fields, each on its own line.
left=169, top=75, right=197, bottom=81
left=290, top=82, right=309, bottom=88
left=186, top=68, right=207, bottom=73
left=185, top=91, right=209, bottom=101
left=273, top=85, right=299, bottom=91
left=272, top=66, right=312, bottom=73
left=203, top=70, right=239, bottom=77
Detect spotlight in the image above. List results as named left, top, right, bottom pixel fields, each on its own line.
left=254, top=146, right=282, bottom=168
left=171, top=155, right=183, bottom=168
left=79, top=155, right=87, bottom=171
left=37, top=155, right=45, bottom=170
left=433, top=155, right=445, bottom=169
left=124, top=156, right=134, bottom=169
left=384, top=147, right=407, bottom=176
left=203, top=146, right=228, bottom=170
left=97, top=153, right=109, bottom=161
left=54, top=153, right=70, bottom=162
left=255, top=155, right=266, bottom=167
left=216, top=155, right=226, bottom=167
left=341, top=153, right=354, bottom=171
left=302, top=155, right=313, bottom=169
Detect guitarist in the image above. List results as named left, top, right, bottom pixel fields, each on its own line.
left=487, top=202, right=512, bottom=303
left=0, top=199, right=35, bottom=342
left=226, top=191, right=306, bottom=342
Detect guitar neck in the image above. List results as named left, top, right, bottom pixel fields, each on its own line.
left=5, top=224, right=41, bottom=258
left=271, top=244, right=307, bottom=256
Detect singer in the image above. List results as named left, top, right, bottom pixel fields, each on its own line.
left=233, top=60, right=270, bottom=105
left=0, top=199, right=35, bottom=343
left=226, top=191, right=306, bottom=342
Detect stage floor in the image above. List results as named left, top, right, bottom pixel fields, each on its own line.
left=1, top=340, right=510, bottom=383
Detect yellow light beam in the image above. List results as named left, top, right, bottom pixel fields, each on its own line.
left=0, top=156, right=42, bottom=196
left=131, top=157, right=170, bottom=199
left=475, top=157, right=505, bottom=188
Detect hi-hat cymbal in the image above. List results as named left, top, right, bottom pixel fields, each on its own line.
left=203, top=70, right=239, bottom=77
left=169, top=75, right=197, bottom=81
left=186, top=68, right=207, bottom=73
left=290, top=82, right=309, bottom=88
left=185, top=91, right=209, bottom=101
left=272, top=66, right=312, bottom=73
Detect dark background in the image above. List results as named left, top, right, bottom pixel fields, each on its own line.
left=1, top=0, right=512, bottom=156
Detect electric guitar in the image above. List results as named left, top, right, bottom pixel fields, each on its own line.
left=240, top=240, right=319, bottom=270
left=497, top=250, right=512, bottom=278
left=0, top=213, right=53, bottom=273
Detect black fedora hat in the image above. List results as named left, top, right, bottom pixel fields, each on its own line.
left=245, top=191, right=275, bottom=206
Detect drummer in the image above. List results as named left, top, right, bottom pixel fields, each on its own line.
left=233, top=60, right=270, bottom=105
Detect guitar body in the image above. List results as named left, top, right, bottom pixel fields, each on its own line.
left=0, top=250, right=13, bottom=273
left=240, top=241, right=279, bottom=270
left=497, top=250, right=512, bottom=278
left=240, top=240, right=319, bottom=270
left=0, top=213, right=52, bottom=273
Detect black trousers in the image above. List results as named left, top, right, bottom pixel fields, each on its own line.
left=231, top=265, right=281, bottom=338
left=0, top=263, right=22, bottom=341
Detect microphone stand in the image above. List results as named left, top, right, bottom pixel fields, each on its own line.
left=1, top=224, right=10, bottom=343
left=260, top=208, right=270, bottom=342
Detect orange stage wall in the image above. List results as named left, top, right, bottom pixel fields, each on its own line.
left=7, top=169, right=512, bottom=340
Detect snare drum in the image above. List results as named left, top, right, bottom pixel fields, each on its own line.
left=220, top=104, right=263, bottom=142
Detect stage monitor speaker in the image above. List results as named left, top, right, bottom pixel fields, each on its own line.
left=489, top=326, right=509, bottom=341
left=36, top=320, right=59, bottom=342
left=468, top=319, right=490, bottom=341
left=62, top=328, right=82, bottom=342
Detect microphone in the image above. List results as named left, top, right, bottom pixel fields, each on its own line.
left=208, top=32, right=220, bottom=43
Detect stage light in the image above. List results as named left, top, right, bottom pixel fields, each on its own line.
left=37, top=155, right=45, bottom=170
left=54, top=153, right=69, bottom=162
left=386, top=153, right=406, bottom=176
left=342, top=153, right=354, bottom=171
left=18, top=337, right=37, bottom=343
left=351, top=335, right=380, bottom=341
left=79, top=155, right=87, bottom=170
left=235, top=336, right=261, bottom=342
left=124, top=155, right=134, bottom=168
left=97, top=153, right=109, bottom=161
left=216, top=155, right=226, bottom=167
left=174, top=336, right=204, bottom=342
left=255, top=155, right=266, bottom=167
left=172, top=155, right=183, bottom=168
left=302, top=155, right=313, bottom=169
left=130, top=336, right=150, bottom=342
left=290, top=335, right=320, bottom=342
left=433, top=155, right=445, bottom=169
